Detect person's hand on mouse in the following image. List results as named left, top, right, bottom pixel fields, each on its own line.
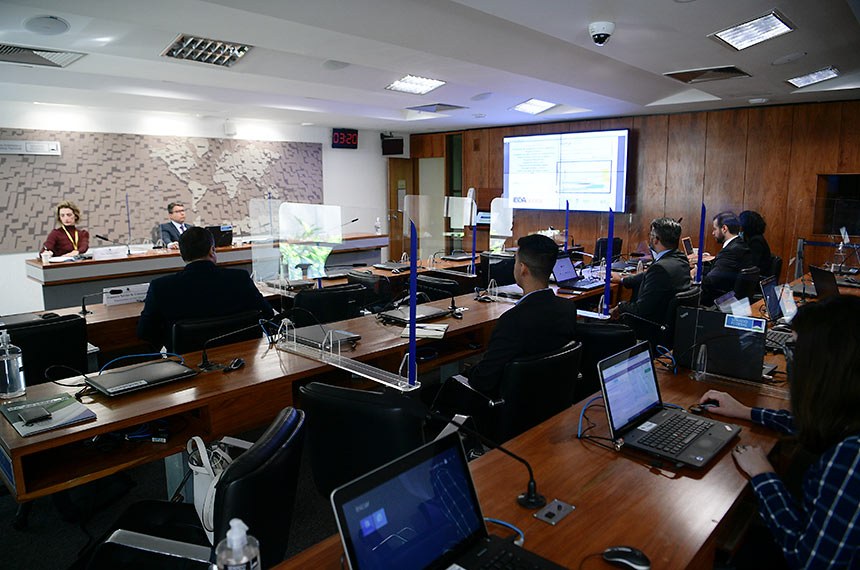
left=698, top=390, right=751, bottom=420
left=732, top=444, right=775, bottom=478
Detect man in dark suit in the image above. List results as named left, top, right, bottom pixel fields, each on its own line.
left=464, top=233, right=578, bottom=397
left=159, top=202, right=193, bottom=249
left=698, top=211, right=755, bottom=306
left=610, top=217, right=691, bottom=342
left=138, top=226, right=273, bottom=349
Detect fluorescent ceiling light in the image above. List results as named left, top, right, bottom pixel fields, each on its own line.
left=512, top=98, right=557, bottom=114
left=712, top=10, right=794, bottom=51
left=386, top=75, right=446, bottom=95
left=787, top=66, right=840, bottom=88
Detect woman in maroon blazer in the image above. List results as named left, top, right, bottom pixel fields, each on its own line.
left=42, top=200, right=90, bottom=257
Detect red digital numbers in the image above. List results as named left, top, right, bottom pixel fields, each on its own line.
left=332, top=128, right=358, bottom=149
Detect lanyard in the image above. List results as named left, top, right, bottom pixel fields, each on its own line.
left=61, top=226, right=79, bottom=250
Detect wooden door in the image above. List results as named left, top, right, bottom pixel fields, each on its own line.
left=387, top=158, right=416, bottom=260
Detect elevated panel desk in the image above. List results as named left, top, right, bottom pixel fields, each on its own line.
left=279, top=370, right=787, bottom=570
left=25, top=233, right=388, bottom=309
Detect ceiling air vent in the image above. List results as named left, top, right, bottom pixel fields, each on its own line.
left=664, top=66, right=750, bottom=84
left=406, top=103, right=468, bottom=113
left=161, top=34, right=251, bottom=68
left=0, top=43, right=85, bottom=67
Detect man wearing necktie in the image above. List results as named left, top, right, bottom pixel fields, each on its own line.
left=159, top=202, right=194, bottom=249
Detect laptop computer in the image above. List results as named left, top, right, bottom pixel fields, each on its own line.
left=681, top=236, right=694, bottom=256
left=760, top=276, right=793, bottom=349
left=86, top=359, right=198, bottom=396
left=378, top=304, right=452, bottom=326
left=569, top=265, right=604, bottom=291
left=597, top=341, right=741, bottom=468
left=551, top=254, right=582, bottom=288
left=441, top=251, right=473, bottom=261
left=673, top=308, right=774, bottom=381
left=809, top=265, right=840, bottom=299
left=374, top=261, right=411, bottom=272
left=292, top=325, right=360, bottom=349
left=331, top=432, right=565, bottom=570
left=205, top=225, right=234, bottom=247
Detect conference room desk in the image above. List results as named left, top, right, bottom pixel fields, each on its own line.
left=25, top=232, right=388, bottom=310
left=278, top=370, right=788, bottom=570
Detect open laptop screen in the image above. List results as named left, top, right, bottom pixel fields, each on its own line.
left=332, top=434, right=484, bottom=570
left=598, top=342, right=662, bottom=438
left=552, top=255, right=578, bottom=283
left=760, top=276, right=783, bottom=321
left=681, top=237, right=694, bottom=256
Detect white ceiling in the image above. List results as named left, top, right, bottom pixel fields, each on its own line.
left=1, top=0, right=859, bottom=133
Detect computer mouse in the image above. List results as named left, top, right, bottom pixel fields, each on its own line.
left=41, top=312, right=59, bottom=319
left=602, top=546, right=651, bottom=570
left=475, top=295, right=494, bottom=303
left=392, top=268, right=401, bottom=274
left=224, top=358, right=245, bottom=372
left=452, top=310, right=463, bottom=319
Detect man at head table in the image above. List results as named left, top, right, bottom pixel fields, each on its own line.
left=137, top=226, right=273, bottom=350
left=42, top=200, right=90, bottom=258
left=159, top=202, right=193, bottom=249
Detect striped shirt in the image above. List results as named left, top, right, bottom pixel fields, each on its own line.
left=750, top=407, right=860, bottom=569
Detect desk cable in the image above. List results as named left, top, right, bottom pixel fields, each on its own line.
left=484, top=517, right=525, bottom=546
left=653, top=345, right=676, bottom=374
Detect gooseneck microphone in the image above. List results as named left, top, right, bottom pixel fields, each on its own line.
left=618, top=311, right=667, bottom=332
left=423, top=406, right=546, bottom=509
left=95, top=234, right=131, bottom=256
left=341, top=217, right=359, bottom=227
left=198, top=320, right=267, bottom=371
left=79, top=289, right=124, bottom=315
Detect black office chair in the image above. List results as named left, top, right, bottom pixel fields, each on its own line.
left=769, top=255, right=783, bottom=281
left=573, top=324, right=636, bottom=402
left=298, top=382, right=426, bottom=497
left=170, top=310, right=264, bottom=354
left=487, top=340, right=582, bottom=443
left=594, top=237, right=623, bottom=264
left=659, top=286, right=702, bottom=349
left=291, top=283, right=368, bottom=326
left=6, top=314, right=89, bottom=385
left=85, top=407, right=305, bottom=570
left=416, top=274, right=462, bottom=302
left=479, top=252, right=516, bottom=288
left=733, top=267, right=761, bottom=301
left=346, top=270, right=392, bottom=313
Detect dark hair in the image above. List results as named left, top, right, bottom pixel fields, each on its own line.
left=651, top=217, right=681, bottom=249
left=790, top=296, right=860, bottom=453
left=713, top=211, right=741, bottom=235
left=167, top=202, right=184, bottom=214
left=179, top=226, right=214, bottom=262
left=55, top=200, right=81, bottom=225
left=738, top=210, right=766, bottom=237
left=516, top=234, right=558, bottom=283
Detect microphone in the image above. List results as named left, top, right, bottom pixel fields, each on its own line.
left=341, top=217, right=359, bottom=227
left=96, top=234, right=131, bottom=256
left=422, top=402, right=546, bottom=509
left=618, top=310, right=667, bottom=332
left=80, top=289, right=123, bottom=315
left=415, top=283, right=462, bottom=318
left=199, top=320, right=267, bottom=371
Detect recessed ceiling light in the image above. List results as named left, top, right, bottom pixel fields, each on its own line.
left=787, top=66, right=840, bottom=88
left=772, top=51, right=807, bottom=66
left=711, top=10, right=794, bottom=51
left=385, top=75, right=446, bottom=95
left=161, top=34, right=252, bottom=68
left=24, top=15, right=70, bottom=36
left=512, top=98, right=558, bottom=115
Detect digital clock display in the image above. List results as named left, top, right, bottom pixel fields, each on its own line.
left=332, top=128, right=358, bottom=149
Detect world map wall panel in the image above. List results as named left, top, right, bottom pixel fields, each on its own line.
left=0, top=128, right=323, bottom=253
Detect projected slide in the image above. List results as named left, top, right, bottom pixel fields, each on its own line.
left=503, top=129, right=628, bottom=212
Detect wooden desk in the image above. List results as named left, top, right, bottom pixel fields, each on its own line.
left=278, top=371, right=787, bottom=570
left=26, top=233, right=388, bottom=309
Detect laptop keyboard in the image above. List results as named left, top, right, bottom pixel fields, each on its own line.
left=479, top=548, right=547, bottom=570
left=638, top=414, right=714, bottom=455
left=766, top=329, right=792, bottom=349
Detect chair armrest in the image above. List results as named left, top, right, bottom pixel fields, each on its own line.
left=105, top=529, right=213, bottom=565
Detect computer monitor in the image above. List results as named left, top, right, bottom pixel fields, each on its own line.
left=6, top=315, right=88, bottom=385
left=170, top=310, right=264, bottom=354
left=206, top=225, right=234, bottom=247
left=594, top=237, right=622, bottom=263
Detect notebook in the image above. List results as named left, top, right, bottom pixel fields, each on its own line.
left=292, top=325, right=361, bottom=349
left=331, top=432, right=565, bottom=570
left=86, top=359, right=198, bottom=396
left=378, top=304, right=452, bottom=326
left=673, top=308, right=774, bottom=381
left=597, top=341, right=741, bottom=468
left=551, top=254, right=582, bottom=288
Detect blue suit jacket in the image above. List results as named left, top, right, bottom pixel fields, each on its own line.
left=137, top=260, right=273, bottom=348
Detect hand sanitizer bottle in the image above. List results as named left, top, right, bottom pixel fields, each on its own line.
left=216, top=518, right=260, bottom=570
left=0, top=330, right=25, bottom=399
left=374, top=217, right=382, bottom=235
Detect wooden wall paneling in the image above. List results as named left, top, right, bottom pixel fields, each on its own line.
left=838, top=100, right=860, bottom=172
left=630, top=115, right=669, bottom=254
left=786, top=103, right=842, bottom=272
left=486, top=129, right=506, bottom=189
left=601, top=118, right=635, bottom=252
left=409, top=133, right=446, bottom=158
left=665, top=113, right=707, bottom=251
left=743, top=106, right=794, bottom=281
left=703, top=109, right=749, bottom=255
left=539, top=121, right=572, bottom=134
left=462, top=129, right=488, bottom=192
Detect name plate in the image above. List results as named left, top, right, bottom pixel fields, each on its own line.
left=91, top=246, right=127, bottom=261
left=103, top=284, right=149, bottom=306
left=0, top=140, right=61, bottom=156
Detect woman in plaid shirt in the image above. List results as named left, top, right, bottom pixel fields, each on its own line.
left=700, top=295, right=860, bottom=569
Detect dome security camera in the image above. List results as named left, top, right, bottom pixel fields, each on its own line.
left=588, top=21, right=615, bottom=46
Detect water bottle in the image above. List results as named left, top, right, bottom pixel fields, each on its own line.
left=0, top=330, right=25, bottom=399
left=694, top=344, right=708, bottom=381
left=216, top=518, right=260, bottom=570
left=374, top=217, right=382, bottom=235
